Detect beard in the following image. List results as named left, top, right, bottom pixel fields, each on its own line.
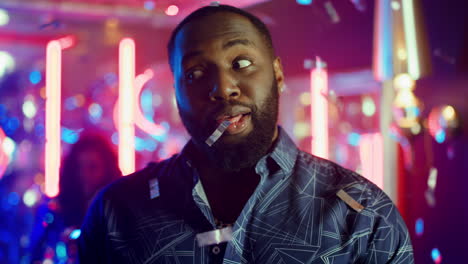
left=178, top=80, right=279, bottom=172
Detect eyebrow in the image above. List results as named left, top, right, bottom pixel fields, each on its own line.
left=222, top=38, right=256, bottom=50
left=181, top=51, right=203, bottom=67
left=181, top=38, right=255, bottom=66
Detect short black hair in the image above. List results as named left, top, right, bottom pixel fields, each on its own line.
left=167, top=4, right=274, bottom=72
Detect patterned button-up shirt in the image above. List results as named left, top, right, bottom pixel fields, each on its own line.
left=79, top=128, right=414, bottom=263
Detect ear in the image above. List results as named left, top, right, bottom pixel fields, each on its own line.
left=273, top=57, right=285, bottom=93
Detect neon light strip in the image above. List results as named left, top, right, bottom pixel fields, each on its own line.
left=134, top=69, right=166, bottom=136
left=310, top=66, right=328, bottom=159
left=57, top=35, right=76, bottom=50
left=112, top=69, right=167, bottom=146
left=118, top=38, right=136, bottom=175
left=0, top=128, right=9, bottom=179
left=359, top=133, right=384, bottom=189
left=45, top=40, right=62, bottom=197
left=372, top=0, right=393, bottom=81
left=402, top=0, right=420, bottom=79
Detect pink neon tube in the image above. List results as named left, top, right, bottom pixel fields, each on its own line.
left=45, top=40, right=62, bottom=197
left=359, top=133, right=384, bottom=189
left=0, top=128, right=9, bottom=179
left=118, top=38, right=136, bottom=175
left=310, top=65, right=329, bottom=159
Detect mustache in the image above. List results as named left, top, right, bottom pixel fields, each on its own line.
left=207, top=101, right=258, bottom=121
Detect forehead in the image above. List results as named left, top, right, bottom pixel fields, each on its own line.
left=173, top=12, right=266, bottom=58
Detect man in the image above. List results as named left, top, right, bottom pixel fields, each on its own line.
left=79, top=4, right=414, bottom=263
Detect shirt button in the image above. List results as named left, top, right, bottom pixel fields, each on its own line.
left=212, top=245, right=221, bottom=255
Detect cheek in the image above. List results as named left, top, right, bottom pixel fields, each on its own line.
left=175, top=86, right=207, bottom=118
left=240, top=70, right=275, bottom=101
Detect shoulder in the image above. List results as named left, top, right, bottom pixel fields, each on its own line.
left=294, top=150, right=398, bottom=218
left=294, top=151, right=412, bottom=247
left=93, top=154, right=181, bottom=205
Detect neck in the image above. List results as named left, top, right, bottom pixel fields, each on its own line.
left=191, top=150, right=260, bottom=225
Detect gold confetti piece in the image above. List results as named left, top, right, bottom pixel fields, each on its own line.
left=336, top=189, right=365, bottom=213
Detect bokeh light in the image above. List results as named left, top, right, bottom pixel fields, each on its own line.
left=144, top=1, right=155, bottom=10
left=397, top=48, right=407, bottom=60
left=69, top=229, right=81, bottom=240
left=441, top=105, right=455, bottom=121
left=29, top=71, right=42, bottom=84
left=428, top=105, right=459, bottom=143
left=293, top=122, right=310, bottom=140
left=105, top=18, right=119, bottom=28
left=88, top=103, right=103, bottom=123
left=43, top=259, right=53, bottom=264
left=391, top=1, right=401, bottom=10
left=23, top=188, right=40, bottom=207
left=61, top=127, right=80, bottom=144
left=0, top=51, right=15, bottom=78
left=7, top=192, right=20, bottom=206
left=427, top=167, right=438, bottom=191
left=0, top=128, right=10, bottom=178
left=135, top=136, right=146, bottom=152
left=2, top=136, right=15, bottom=159
left=394, top=90, right=417, bottom=108
left=145, top=139, right=157, bottom=152
left=410, top=122, right=421, bottom=135
left=297, top=0, right=313, bottom=5
left=299, top=92, right=311, bottom=105
left=0, top=9, right=9, bottom=26
left=23, top=100, right=37, bottom=118
left=393, top=73, right=415, bottom=91
left=65, top=94, right=85, bottom=111
left=347, top=132, right=361, bottom=146
left=435, top=130, right=446, bottom=143
left=415, top=218, right=424, bottom=236
left=56, top=241, right=67, bottom=259
left=165, top=5, right=179, bottom=16
left=362, top=96, right=376, bottom=116
left=431, top=248, right=442, bottom=264
left=44, top=213, right=54, bottom=224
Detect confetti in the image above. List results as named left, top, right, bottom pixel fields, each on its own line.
left=196, top=226, right=233, bottom=247
left=336, top=189, right=364, bottom=212
left=149, top=178, right=160, bottom=199
left=205, top=120, right=231, bottom=147
left=324, top=1, right=340, bottom=24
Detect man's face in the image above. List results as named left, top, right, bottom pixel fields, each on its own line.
left=172, top=12, right=284, bottom=171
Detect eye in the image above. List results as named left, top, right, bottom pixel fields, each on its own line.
left=186, top=69, right=204, bottom=81
left=233, top=59, right=252, bottom=70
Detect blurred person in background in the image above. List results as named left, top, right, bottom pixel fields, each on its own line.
left=28, top=132, right=121, bottom=263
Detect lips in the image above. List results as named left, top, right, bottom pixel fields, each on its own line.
left=214, top=106, right=252, bottom=135
left=216, top=109, right=251, bottom=124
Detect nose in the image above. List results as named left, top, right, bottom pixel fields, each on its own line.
left=209, top=71, right=240, bottom=101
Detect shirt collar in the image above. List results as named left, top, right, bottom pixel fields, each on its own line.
left=265, top=126, right=298, bottom=173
